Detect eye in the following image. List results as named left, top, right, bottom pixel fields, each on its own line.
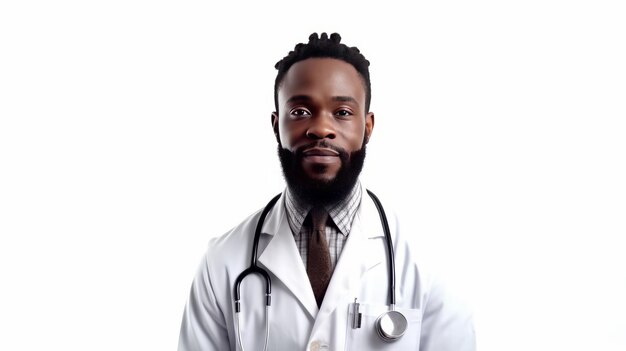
left=335, top=109, right=354, bottom=118
left=289, top=108, right=311, bottom=118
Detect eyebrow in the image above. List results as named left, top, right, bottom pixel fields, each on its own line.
left=286, top=95, right=358, bottom=104
left=332, top=96, right=358, bottom=104
left=286, top=95, right=312, bottom=104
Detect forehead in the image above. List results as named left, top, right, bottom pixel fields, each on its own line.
left=278, top=58, right=366, bottom=103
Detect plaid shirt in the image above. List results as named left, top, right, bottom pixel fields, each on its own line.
left=284, top=182, right=362, bottom=270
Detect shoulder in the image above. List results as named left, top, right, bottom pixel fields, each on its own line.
left=202, top=193, right=285, bottom=270
left=362, top=189, right=455, bottom=296
left=361, top=188, right=431, bottom=277
left=360, top=188, right=415, bottom=259
left=203, top=206, right=263, bottom=268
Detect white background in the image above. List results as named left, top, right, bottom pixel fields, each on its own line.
left=1, top=1, right=625, bottom=350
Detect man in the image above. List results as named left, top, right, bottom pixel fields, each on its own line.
left=179, top=32, right=475, bottom=350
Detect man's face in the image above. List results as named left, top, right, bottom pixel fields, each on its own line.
left=272, top=58, right=374, bottom=204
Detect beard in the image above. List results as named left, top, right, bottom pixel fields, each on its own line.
left=277, top=138, right=367, bottom=207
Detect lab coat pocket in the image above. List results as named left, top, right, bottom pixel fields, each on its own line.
left=345, top=303, right=421, bottom=351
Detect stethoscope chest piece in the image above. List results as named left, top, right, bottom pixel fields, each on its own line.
left=375, top=309, right=408, bottom=342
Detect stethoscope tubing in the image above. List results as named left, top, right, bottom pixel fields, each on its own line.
left=233, top=193, right=281, bottom=312
left=233, top=190, right=401, bottom=349
left=365, top=189, right=396, bottom=307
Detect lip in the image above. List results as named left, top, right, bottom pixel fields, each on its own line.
left=302, top=147, right=340, bottom=157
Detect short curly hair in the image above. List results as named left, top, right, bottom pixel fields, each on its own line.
left=274, top=32, right=371, bottom=113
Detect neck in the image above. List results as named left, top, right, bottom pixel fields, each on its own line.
left=286, top=180, right=358, bottom=210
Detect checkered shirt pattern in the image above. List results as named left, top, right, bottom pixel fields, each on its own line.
left=284, top=182, right=362, bottom=270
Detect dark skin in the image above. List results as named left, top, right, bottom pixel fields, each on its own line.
left=272, top=58, right=374, bottom=184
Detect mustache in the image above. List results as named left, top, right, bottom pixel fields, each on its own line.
left=294, top=140, right=348, bottom=157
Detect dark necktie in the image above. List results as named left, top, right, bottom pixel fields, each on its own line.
left=306, top=207, right=331, bottom=308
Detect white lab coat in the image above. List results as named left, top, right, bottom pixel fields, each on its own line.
left=179, top=189, right=475, bottom=350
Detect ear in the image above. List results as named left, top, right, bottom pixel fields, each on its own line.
left=364, top=112, right=375, bottom=144
left=271, top=112, right=280, bottom=144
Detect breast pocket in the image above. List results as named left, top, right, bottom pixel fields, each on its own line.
left=345, top=303, right=422, bottom=351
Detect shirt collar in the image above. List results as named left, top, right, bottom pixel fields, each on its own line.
left=284, top=181, right=362, bottom=237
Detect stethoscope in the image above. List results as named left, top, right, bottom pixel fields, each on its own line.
left=233, top=190, right=407, bottom=351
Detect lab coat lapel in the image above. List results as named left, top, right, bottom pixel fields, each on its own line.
left=257, top=195, right=318, bottom=319
left=311, top=194, right=385, bottom=331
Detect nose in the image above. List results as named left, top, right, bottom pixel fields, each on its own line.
left=305, top=114, right=336, bottom=140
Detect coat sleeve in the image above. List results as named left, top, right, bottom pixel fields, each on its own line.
left=419, top=276, right=476, bottom=351
left=178, top=251, right=231, bottom=351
